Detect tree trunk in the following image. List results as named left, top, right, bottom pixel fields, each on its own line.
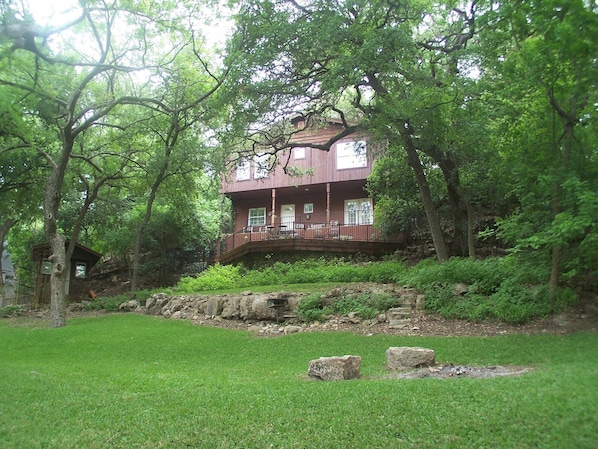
left=44, top=139, right=72, bottom=328
left=49, top=233, right=67, bottom=327
left=425, top=146, right=476, bottom=258
left=402, top=135, right=450, bottom=261
left=130, top=166, right=168, bottom=295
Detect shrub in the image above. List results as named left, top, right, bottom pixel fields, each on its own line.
left=177, top=263, right=244, bottom=292
left=296, top=292, right=402, bottom=322
left=82, top=295, right=126, bottom=312
left=0, top=304, right=23, bottom=317
left=295, top=293, right=331, bottom=322
left=403, top=256, right=574, bottom=324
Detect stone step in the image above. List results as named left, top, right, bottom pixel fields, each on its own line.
left=388, top=319, right=411, bottom=330
left=388, top=307, right=412, bottom=319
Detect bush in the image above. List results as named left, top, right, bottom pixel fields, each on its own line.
left=0, top=304, right=23, bottom=317
left=177, top=264, right=244, bottom=292
left=296, top=292, right=402, bottom=322
left=403, top=256, right=573, bottom=324
left=174, top=258, right=408, bottom=292
left=295, top=293, right=331, bottom=322
left=82, top=295, right=126, bottom=312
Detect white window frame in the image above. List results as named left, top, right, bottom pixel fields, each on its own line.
left=248, top=207, right=267, bottom=227
left=303, top=203, right=314, bottom=214
left=236, top=159, right=250, bottom=181
left=336, top=141, right=367, bottom=170
left=344, top=198, right=373, bottom=225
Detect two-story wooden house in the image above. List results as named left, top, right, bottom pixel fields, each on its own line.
left=217, top=116, right=405, bottom=263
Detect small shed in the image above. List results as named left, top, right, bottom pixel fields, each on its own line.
left=31, top=241, right=102, bottom=304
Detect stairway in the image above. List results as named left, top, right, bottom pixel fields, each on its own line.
left=387, top=291, right=419, bottom=330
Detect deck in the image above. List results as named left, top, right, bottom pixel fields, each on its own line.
left=216, top=223, right=406, bottom=264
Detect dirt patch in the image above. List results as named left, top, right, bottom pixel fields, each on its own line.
left=377, top=364, right=532, bottom=380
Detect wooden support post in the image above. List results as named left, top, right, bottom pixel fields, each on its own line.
left=326, top=183, right=331, bottom=224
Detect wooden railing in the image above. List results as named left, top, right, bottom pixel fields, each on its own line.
left=218, top=217, right=405, bottom=258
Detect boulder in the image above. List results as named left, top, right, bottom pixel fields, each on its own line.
left=205, top=297, right=223, bottom=317
left=119, top=299, right=140, bottom=312
left=307, top=355, right=361, bottom=381
left=386, top=346, right=435, bottom=370
left=146, top=293, right=170, bottom=315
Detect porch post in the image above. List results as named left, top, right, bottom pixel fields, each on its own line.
left=326, top=183, right=331, bottom=224
left=271, top=188, right=276, bottom=226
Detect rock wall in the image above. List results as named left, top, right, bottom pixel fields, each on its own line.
left=144, top=291, right=304, bottom=322
left=139, top=284, right=421, bottom=323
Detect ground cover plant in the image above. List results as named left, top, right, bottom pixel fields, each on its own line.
left=1, top=314, right=596, bottom=448
left=175, top=256, right=582, bottom=324
left=295, top=292, right=402, bottom=322
left=175, top=258, right=408, bottom=293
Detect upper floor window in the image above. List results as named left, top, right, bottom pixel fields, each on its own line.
left=336, top=141, right=367, bottom=170
left=294, top=147, right=306, bottom=159
left=236, top=159, right=250, bottom=181
left=254, top=153, right=270, bottom=179
left=344, top=198, right=373, bottom=225
left=248, top=207, right=266, bottom=226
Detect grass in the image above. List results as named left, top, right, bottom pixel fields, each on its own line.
left=1, top=314, right=597, bottom=448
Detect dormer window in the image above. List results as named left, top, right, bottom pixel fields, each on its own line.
left=336, top=141, right=367, bottom=169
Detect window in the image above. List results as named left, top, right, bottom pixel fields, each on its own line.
left=294, top=147, right=306, bottom=159
left=304, top=203, right=314, bottom=214
left=344, top=199, right=373, bottom=225
left=236, top=159, right=250, bottom=181
left=248, top=207, right=266, bottom=226
left=336, top=141, right=367, bottom=169
left=254, top=153, right=270, bottom=179
left=75, top=262, right=87, bottom=279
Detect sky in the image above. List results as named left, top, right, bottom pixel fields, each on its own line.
left=23, top=0, right=232, bottom=50
left=25, top=0, right=81, bottom=27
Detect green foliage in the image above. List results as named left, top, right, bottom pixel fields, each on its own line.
left=176, top=263, right=244, bottom=292
left=295, top=291, right=401, bottom=322
left=295, top=293, right=331, bottom=322
left=331, top=293, right=400, bottom=320
left=81, top=296, right=127, bottom=312
left=403, top=257, right=573, bottom=324
left=0, top=304, right=23, bottom=317
left=175, top=258, right=407, bottom=292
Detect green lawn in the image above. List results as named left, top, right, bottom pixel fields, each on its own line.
left=1, top=314, right=596, bottom=448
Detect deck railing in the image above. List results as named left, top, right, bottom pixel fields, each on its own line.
left=218, top=216, right=405, bottom=258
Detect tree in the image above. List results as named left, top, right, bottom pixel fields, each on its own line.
left=481, top=0, right=598, bottom=297
left=223, top=0, right=488, bottom=260
left=0, top=0, right=224, bottom=326
left=128, top=56, right=227, bottom=295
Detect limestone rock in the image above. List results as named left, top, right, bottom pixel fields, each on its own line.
left=388, top=319, right=410, bottom=330
left=386, top=346, right=435, bottom=370
left=307, top=355, right=361, bottom=380
left=205, top=297, right=223, bottom=317
left=119, top=299, right=140, bottom=312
